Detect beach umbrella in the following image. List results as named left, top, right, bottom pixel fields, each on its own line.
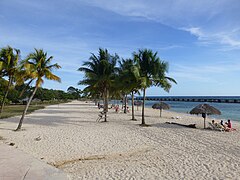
left=152, top=102, right=170, bottom=117
left=190, top=104, right=221, bottom=129
left=134, top=101, right=142, bottom=111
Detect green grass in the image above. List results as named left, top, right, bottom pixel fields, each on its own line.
left=0, top=104, right=45, bottom=119
left=0, top=100, right=70, bottom=119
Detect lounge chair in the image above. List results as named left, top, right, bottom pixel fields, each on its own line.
left=208, top=122, right=224, bottom=131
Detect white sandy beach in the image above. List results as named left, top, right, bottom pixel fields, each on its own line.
left=0, top=101, right=240, bottom=179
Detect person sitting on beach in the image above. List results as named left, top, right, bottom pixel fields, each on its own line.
left=211, top=120, right=224, bottom=130
left=220, top=120, right=224, bottom=126
left=224, top=119, right=236, bottom=131
left=226, top=119, right=232, bottom=128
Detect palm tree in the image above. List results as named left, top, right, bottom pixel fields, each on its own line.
left=15, top=49, right=61, bottom=131
left=0, top=46, right=20, bottom=114
left=117, top=58, right=141, bottom=119
left=78, top=48, right=119, bottom=121
left=134, top=49, right=176, bottom=125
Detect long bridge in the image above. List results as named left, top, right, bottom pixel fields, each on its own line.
left=134, top=97, right=240, bottom=103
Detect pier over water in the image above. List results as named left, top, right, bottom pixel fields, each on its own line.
left=135, top=96, right=240, bottom=104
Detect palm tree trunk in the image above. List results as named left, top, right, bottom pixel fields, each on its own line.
left=131, top=91, right=136, bottom=120
left=103, top=87, right=108, bottom=122
left=121, top=96, right=124, bottom=109
left=124, top=94, right=127, bottom=113
left=0, top=76, right=13, bottom=114
left=19, top=79, right=33, bottom=98
left=15, top=86, right=38, bottom=131
left=204, top=114, right=206, bottom=129
left=160, top=109, right=162, bottom=117
left=141, top=88, right=146, bottom=125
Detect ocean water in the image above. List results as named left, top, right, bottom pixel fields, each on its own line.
left=141, top=96, right=240, bottom=122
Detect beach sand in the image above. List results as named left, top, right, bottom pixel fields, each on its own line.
left=0, top=101, right=240, bottom=179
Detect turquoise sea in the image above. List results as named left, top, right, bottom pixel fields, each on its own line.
left=141, top=96, right=240, bottom=122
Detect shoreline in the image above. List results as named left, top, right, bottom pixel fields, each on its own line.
left=1, top=101, right=240, bottom=179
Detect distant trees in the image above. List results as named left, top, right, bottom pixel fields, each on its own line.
left=67, top=86, right=82, bottom=99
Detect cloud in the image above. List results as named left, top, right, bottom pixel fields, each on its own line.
left=77, top=0, right=240, bottom=49
left=170, top=61, right=240, bottom=83
left=181, top=27, right=204, bottom=39
left=181, top=27, right=240, bottom=49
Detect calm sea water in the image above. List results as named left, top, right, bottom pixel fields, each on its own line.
left=142, top=96, right=240, bottom=122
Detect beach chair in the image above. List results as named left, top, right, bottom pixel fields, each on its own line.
left=96, top=111, right=107, bottom=122
left=208, top=122, right=224, bottom=131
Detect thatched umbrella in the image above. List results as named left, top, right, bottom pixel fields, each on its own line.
left=190, top=104, right=221, bottom=129
left=134, top=101, right=142, bottom=111
left=152, top=102, right=170, bottom=117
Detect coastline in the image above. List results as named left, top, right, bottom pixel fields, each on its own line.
left=1, top=101, right=240, bottom=179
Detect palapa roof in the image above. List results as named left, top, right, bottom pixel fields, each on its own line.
left=152, top=102, right=170, bottom=110
left=190, top=104, right=221, bottom=115
left=134, top=101, right=142, bottom=106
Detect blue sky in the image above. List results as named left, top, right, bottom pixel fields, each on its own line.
left=1, top=0, right=240, bottom=96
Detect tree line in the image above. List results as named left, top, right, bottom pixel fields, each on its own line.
left=79, top=48, right=177, bottom=125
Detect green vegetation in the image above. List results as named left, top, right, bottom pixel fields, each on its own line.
left=0, top=104, right=45, bottom=119
left=79, top=48, right=177, bottom=124
left=15, top=49, right=61, bottom=131
left=0, top=45, right=81, bottom=130
left=0, top=44, right=177, bottom=129
left=78, top=48, right=119, bottom=121
left=133, top=49, right=177, bottom=125
left=0, top=46, right=20, bottom=113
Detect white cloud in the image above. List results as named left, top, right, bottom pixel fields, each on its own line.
left=181, top=27, right=204, bottom=39
left=77, top=0, right=240, bottom=49
left=169, top=61, right=240, bottom=83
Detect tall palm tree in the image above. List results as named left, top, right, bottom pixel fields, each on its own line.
left=134, top=49, right=176, bottom=125
left=0, top=46, right=20, bottom=114
left=15, top=49, right=61, bottom=131
left=78, top=48, right=119, bottom=121
left=117, top=58, right=141, bottom=119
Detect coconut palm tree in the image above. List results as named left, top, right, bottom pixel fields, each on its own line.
left=78, top=48, right=119, bottom=121
left=0, top=46, right=20, bottom=114
left=15, top=49, right=61, bottom=131
left=117, top=58, right=141, bottom=119
left=134, top=49, right=176, bottom=125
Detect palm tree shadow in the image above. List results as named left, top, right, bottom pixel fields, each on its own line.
left=151, top=122, right=195, bottom=129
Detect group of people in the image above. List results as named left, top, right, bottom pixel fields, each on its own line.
left=211, top=119, right=236, bottom=132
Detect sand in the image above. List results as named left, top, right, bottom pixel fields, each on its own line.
left=0, top=100, right=240, bottom=179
